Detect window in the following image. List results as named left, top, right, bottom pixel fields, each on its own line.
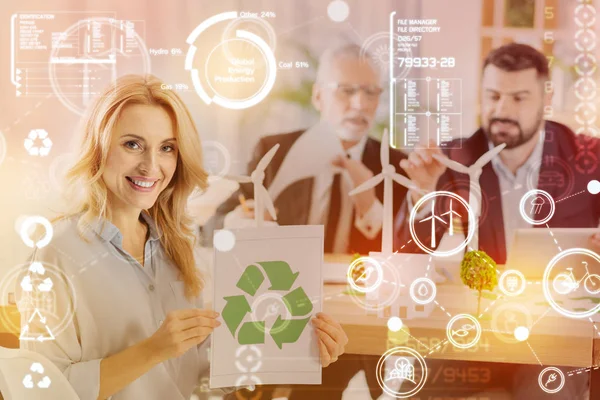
left=480, top=0, right=558, bottom=61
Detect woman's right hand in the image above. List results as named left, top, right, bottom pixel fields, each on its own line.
left=146, top=309, right=221, bottom=362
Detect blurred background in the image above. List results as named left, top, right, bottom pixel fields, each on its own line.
left=0, top=0, right=598, bottom=303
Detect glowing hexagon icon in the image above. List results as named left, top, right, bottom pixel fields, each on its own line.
left=24, top=129, right=52, bottom=157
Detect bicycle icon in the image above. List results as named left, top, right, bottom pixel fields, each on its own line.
left=552, top=261, right=600, bottom=295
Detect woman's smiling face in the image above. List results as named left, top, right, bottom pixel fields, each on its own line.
left=102, top=103, right=179, bottom=213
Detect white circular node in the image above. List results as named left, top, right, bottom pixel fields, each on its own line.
left=376, top=346, right=428, bottom=398
left=425, top=111, right=431, bottom=116
left=498, top=269, right=527, bottom=297
left=327, top=0, right=350, bottom=22
left=409, top=191, right=476, bottom=257
left=446, top=313, right=482, bottom=349
left=519, top=189, right=555, bottom=225
left=491, top=303, right=533, bottom=344
left=214, top=230, right=236, bottom=252
left=387, top=317, right=403, bottom=332
left=514, top=326, right=529, bottom=342
left=346, top=256, right=383, bottom=294
left=409, top=277, right=437, bottom=305
left=588, top=179, right=600, bottom=194
left=543, top=248, right=600, bottom=319
left=20, top=216, right=53, bottom=248
left=538, top=367, right=565, bottom=394
left=347, top=257, right=401, bottom=312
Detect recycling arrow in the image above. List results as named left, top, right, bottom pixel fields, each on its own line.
left=238, top=321, right=265, bottom=344
left=222, top=260, right=312, bottom=347
left=282, top=287, right=313, bottom=316
left=270, top=316, right=311, bottom=349
left=258, top=261, right=299, bottom=290
left=222, top=295, right=251, bottom=335
left=236, top=264, right=265, bottom=296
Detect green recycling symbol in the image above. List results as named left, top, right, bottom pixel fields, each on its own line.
left=222, top=261, right=313, bottom=349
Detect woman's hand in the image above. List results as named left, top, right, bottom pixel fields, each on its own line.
left=147, top=309, right=220, bottom=363
left=311, top=312, right=348, bottom=368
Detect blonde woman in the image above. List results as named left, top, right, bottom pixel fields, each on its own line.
left=16, top=75, right=347, bottom=400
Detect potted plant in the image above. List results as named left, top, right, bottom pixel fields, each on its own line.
left=460, top=250, right=498, bottom=316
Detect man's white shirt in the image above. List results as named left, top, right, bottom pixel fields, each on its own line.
left=309, top=134, right=383, bottom=253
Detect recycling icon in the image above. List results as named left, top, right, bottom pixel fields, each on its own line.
left=20, top=262, right=53, bottom=293
left=222, top=261, right=313, bottom=349
left=22, top=362, right=51, bottom=389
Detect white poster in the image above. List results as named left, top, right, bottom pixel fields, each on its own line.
left=210, top=225, right=323, bottom=388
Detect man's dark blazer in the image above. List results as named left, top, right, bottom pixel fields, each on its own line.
left=202, top=129, right=409, bottom=255
left=394, top=120, right=600, bottom=264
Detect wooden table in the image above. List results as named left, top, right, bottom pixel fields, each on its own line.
left=322, top=256, right=599, bottom=368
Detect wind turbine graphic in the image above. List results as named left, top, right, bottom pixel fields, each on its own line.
left=349, top=129, right=425, bottom=254
left=227, top=144, right=280, bottom=227
left=419, top=200, right=447, bottom=248
left=432, top=143, right=506, bottom=250
left=441, top=199, right=461, bottom=236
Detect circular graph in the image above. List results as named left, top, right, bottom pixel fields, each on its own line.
left=185, top=12, right=277, bottom=110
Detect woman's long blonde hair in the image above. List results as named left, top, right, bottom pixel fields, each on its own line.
left=60, top=74, right=208, bottom=299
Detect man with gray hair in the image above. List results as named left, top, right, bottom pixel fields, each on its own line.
left=205, top=42, right=408, bottom=256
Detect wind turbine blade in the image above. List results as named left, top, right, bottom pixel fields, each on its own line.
left=256, top=144, right=280, bottom=172
left=349, top=174, right=384, bottom=196
left=259, top=185, right=277, bottom=221
left=225, top=175, right=252, bottom=183
left=474, top=143, right=506, bottom=168
left=380, top=128, right=389, bottom=167
left=434, top=215, right=447, bottom=223
left=391, top=172, right=419, bottom=191
left=432, top=153, right=470, bottom=174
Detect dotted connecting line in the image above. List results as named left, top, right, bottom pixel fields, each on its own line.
left=1, top=94, right=51, bottom=133
left=434, top=300, right=452, bottom=318
left=567, top=366, right=599, bottom=377
left=424, top=338, right=448, bottom=357
left=555, top=190, right=586, bottom=203
left=276, top=15, right=325, bottom=37
left=382, top=279, right=404, bottom=287
left=424, top=255, right=433, bottom=278
left=395, top=239, right=412, bottom=254
left=531, top=307, right=552, bottom=328
left=590, top=318, right=600, bottom=336
left=526, top=341, right=543, bottom=366
left=467, top=246, right=500, bottom=275
left=481, top=328, right=512, bottom=335
left=404, top=331, right=432, bottom=352
left=545, top=224, right=563, bottom=252
left=478, top=295, right=503, bottom=319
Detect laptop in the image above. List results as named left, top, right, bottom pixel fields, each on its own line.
left=505, top=228, right=599, bottom=279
